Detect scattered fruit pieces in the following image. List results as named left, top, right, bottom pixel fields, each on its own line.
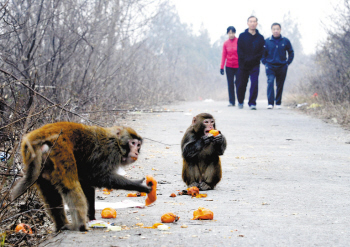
left=15, top=223, right=33, bottom=234
left=209, top=129, right=220, bottom=137
left=161, top=213, right=180, bottom=223
left=145, top=175, right=157, bottom=206
left=103, top=188, right=113, bottom=192
left=136, top=223, right=144, bottom=227
left=101, top=208, right=117, bottom=219
left=127, top=193, right=137, bottom=197
left=181, top=224, right=188, bottom=228
left=195, top=194, right=207, bottom=198
left=143, top=223, right=163, bottom=229
left=103, top=191, right=110, bottom=195
left=140, top=192, right=147, bottom=196
left=131, top=157, right=137, bottom=161
left=170, top=193, right=177, bottom=197
left=187, top=187, right=199, bottom=197
left=192, top=207, right=213, bottom=220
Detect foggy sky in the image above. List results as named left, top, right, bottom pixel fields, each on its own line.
left=170, top=0, right=342, bottom=54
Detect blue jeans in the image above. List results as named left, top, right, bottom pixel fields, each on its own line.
left=266, top=64, right=288, bottom=106
left=237, top=65, right=260, bottom=106
left=225, top=67, right=238, bottom=105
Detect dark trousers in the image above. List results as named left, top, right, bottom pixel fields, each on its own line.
left=225, top=67, right=238, bottom=105
left=237, top=65, right=260, bottom=106
left=266, top=64, right=288, bottom=106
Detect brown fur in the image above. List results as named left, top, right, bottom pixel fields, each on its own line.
left=181, top=113, right=226, bottom=190
left=12, top=122, right=150, bottom=232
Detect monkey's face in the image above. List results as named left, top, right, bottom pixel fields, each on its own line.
left=203, top=118, right=215, bottom=136
left=121, top=139, right=142, bottom=165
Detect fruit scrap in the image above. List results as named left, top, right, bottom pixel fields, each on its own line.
left=161, top=213, right=180, bottom=223
left=15, top=223, right=33, bottom=234
left=131, top=157, right=137, bottom=161
left=187, top=186, right=199, bottom=197
left=170, top=193, right=177, bottom=197
left=101, top=208, right=117, bottom=219
left=103, top=188, right=113, bottom=192
left=209, top=129, right=220, bottom=137
left=195, top=194, right=207, bottom=198
left=192, top=207, right=213, bottom=220
left=103, top=191, right=110, bottom=195
left=145, top=175, right=157, bottom=206
left=143, top=223, right=163, bottom=229
left=140, top=192, right=147, bottom=196
left=127, top=193, right=137, bottom=197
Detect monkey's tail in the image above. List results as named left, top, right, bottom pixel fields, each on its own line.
left=11, top=136, right=44, bottom=200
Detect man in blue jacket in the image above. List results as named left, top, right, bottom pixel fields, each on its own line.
left=237, top=16, right=265, bottom=110
left=262, top=23, right=294, bottom=109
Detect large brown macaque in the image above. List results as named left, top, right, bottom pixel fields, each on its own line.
left=12, top=122, right=150, bottom=232
left=181, top=113, right=227, bottom=191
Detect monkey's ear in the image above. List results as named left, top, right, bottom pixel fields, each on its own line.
left=107, top=126, right=123, bottom=137
left=192, top=117, right=197, bottom=125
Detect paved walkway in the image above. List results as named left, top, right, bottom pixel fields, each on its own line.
left=41, top=101, right=350, bottom=247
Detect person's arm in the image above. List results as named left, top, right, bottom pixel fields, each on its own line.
left=286, top=39, right=294, bottom=65
left=253, top=36, right=265, bottom=62
left=220, top=42, right=227, bottom=69
left=237, top=35, right=245, bottom=66
left=261, top=40, right=267, bottom=65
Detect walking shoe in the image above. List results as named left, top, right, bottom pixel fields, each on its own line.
left=250, top=105, right=257, bottom=110
left=238, top=103, right=244, bottom=109
left=276, top=105, right=282, bottom=109
left=228, top=104, right=235, bottom=107
left=267, top=105, right=273, bottom=109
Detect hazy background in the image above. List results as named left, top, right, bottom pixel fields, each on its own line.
left=170, top=0, right=342, bottom=55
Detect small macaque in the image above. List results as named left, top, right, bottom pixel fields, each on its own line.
left=181, top=113, right=226, bottom=190
left=12, top=122, right=150, bottom=232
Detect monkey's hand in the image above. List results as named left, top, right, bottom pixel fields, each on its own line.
left=202, top=135, right=213, bottom=145
left=213, top=133, right=224, bottom=144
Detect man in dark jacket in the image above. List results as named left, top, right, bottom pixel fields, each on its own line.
left=237, top=16, right=265, bottom=110
left=262, top=23, right=294, bottom=109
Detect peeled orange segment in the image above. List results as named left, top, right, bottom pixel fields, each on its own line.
left=192, top=207, right=213, bottom=220
left=209, top=129, right=220, bottom=137
left=101, top=207, right=117, bottom=218
left=187, top=186, right=199, bottom=197
left=145, top=175, right=157, bottom=206
left=15, top=223, right=33, bottom=234
left=127, top=193, right=137, bottom=197
left=131, top=157, right=137, bottom=161
left=161, top=213, right=180, bottom=223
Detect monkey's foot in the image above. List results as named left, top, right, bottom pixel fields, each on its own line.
left=188, top=182, right=200, bottom=188
left=60, top=223, right=89, bottom=232
left=198, top=182, right=213, bottom=191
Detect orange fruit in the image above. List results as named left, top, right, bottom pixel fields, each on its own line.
left=169, top=193, right=177, bottom=197
left=209, top=129, right=220, bottom=137
left=101, top=207, right=117, bottom=218
left=192, top=207, right=213, bottom=220
left=15, top=223, right=33, bottom=234
left=161, top=213, right=180, bottom=223
left=145, top=175, right=157, bottom=206
left=187, top=186, right=199, bottom=197
left=127, top=193, right=137, bottom=197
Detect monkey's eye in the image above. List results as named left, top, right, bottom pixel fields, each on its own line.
left=132, top=141, right=136, bottom=145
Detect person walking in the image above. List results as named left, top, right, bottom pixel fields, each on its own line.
left=262, top=23, right=294, bottom=109
left=236, top=16, right=265, bottom=110
left=220, top=26, right=239, bottom=107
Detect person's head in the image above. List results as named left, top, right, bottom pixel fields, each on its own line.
left=247, top=16, right=258, bottom=30
left=227, top=26, right=236, bottom=39
left=271, top=23, right=281, bottom=38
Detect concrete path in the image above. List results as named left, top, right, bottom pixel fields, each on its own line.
left=41, top=101, right=350, bottom=247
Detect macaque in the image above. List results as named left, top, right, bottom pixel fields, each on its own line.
left=181, top=113, right=227, bottom=191
left=12, top=122, right=150, bottom=232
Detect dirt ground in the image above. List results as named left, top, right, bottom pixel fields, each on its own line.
left=40, top=100, right=350, bottom=247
